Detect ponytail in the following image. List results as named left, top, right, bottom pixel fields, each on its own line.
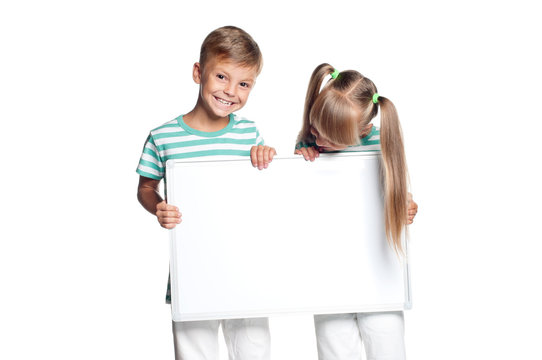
left=378, top=96, right=408, bottom=253
left=296, top=63, right=336, bottom=145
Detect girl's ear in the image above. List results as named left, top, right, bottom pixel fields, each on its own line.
left=360, top=123, right=374, bottom=138
left=192, top=62, right=202, bottom=84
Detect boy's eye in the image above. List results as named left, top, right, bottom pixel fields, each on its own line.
left=240, top=82, right=250, bottom=88
left=217, top=74, right=225, bottom=80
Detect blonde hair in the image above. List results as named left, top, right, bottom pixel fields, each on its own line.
left=199, top=26, right=263, bottom=74
left=298, top=63, right=409, bottom=253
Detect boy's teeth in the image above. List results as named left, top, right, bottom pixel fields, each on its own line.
left=217, top=98, right=232, bottom=105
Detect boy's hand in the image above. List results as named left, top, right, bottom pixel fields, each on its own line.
left=407, top=193, right=418, bottom=224
left=156, top=201, right=182, bottom=229
left=251, top=145, right=276, bottom=170
left=295, top=146, right=319, bottom=161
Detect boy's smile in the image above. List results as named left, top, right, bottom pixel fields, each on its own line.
left=212, top=94, right=237, bottom=112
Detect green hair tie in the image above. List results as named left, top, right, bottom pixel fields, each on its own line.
left=330, top=69, right=340, bottom=79
left=372, top=93, right=380, bottom=104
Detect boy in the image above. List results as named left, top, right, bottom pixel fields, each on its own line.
left=136, top=26, right=274, bottom=360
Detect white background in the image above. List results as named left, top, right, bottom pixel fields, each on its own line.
left=1, top=0, right=541, bottom=359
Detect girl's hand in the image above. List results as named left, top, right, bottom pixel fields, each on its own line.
left=295, top=146, right=319, bottom=161
left=407, top=193, right=418, bottom=224
left=251, top=145, right=276, bottom=170
left=156, top=200, right=182, bottom=229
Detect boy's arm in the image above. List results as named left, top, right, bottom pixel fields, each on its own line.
left=137, top=175, right=182, bottom=229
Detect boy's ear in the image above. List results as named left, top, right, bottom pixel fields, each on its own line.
left=192, top=62, right=202, bottom=84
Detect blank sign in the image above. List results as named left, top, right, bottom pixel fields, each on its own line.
left=166, top=153, right=410, bottom=321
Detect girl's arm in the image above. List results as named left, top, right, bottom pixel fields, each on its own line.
left=137, top=175, right=182, bottom=229
left=295, top=146, right=319, bottom=161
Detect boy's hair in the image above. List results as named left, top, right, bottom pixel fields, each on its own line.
left=199, top=26, right=263, bottom=74
left=298, top=63, right=409, bottom=254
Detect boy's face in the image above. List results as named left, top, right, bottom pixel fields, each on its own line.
left=193, top=58, right=258, bottom=119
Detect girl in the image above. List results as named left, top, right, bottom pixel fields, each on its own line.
left=295, top=63, right=417, bottom=360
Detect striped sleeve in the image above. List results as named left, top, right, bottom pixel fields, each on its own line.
left=361, top=127, right=380, bottom=146
left=255, top=129, right=264, bottom=146
left=295, top=140, right=316, bottom=150
left=136, top=134, right=165, bottom=180
left=340, top=127, right=381, bottom=152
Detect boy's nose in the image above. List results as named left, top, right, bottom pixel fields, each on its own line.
left=224, top=83, right=237, bottom=97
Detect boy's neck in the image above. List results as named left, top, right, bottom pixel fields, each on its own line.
left=183, top=105, right=230, bottom=132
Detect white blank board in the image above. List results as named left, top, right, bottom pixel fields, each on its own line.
left=166, top=153, right=410, bottom=321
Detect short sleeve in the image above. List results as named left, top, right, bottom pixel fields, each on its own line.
left=295, top=140, right=316, bottom=150
left=360, top=126, right=381, bottom=146
left=255, top=129, right=265, bottom=146
left=136, top=133, right=164, bottom=180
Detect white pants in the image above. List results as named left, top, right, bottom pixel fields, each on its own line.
left=172, top=318, right=271, bottom=360
left=314, top=312, right=406, bottom=360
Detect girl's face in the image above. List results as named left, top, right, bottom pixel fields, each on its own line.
left=310, top=126, right=348, bottom=151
